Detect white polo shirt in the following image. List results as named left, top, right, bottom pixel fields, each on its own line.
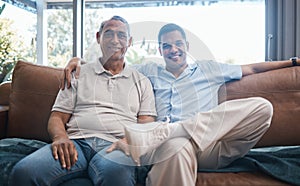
left=52, top=61, right=157, bottom=142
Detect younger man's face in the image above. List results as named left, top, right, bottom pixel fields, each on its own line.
left=159, top=30, right=189, bottom=70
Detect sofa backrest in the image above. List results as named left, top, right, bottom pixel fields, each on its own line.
left=6, top=61, right=300, bottom=146
left=219, top=66, right=300, bottom=147
left=7, top=61, right=63, bottom=142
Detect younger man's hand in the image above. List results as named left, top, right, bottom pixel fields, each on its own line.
left=106, top=138, right=130, bottom=156
left=60, top=57, right=84, bottom=90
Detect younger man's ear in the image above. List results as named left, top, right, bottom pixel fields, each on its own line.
left=128, top=36, right=133, bottom=47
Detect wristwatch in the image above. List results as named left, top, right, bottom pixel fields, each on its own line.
left=290, top=57, right=298, bottom=66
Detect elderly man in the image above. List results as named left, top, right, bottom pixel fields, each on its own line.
left=9, top=16, right=156, bottom=186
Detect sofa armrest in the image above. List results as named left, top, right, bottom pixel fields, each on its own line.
left=0, top=81, right=11, bottom=139
left=0, top=106, right=9, bottom=139
left=0, top=81, right=11, bottom=105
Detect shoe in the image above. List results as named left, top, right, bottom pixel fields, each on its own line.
left=124, top=122, right=170, bottom=166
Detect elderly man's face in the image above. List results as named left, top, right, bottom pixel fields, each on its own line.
left=97, top=19, right=131, bottom=62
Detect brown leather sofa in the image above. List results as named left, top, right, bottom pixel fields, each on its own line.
left=1, top=60, right=299, bottom=186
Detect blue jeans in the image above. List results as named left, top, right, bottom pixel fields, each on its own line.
left=9, top=138, right=136, bottom=186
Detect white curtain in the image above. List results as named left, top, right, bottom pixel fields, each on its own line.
left=265, top=0, right=300, bottom=61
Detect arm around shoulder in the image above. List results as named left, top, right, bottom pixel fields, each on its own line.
left=62, top=57, right=86, bottom=90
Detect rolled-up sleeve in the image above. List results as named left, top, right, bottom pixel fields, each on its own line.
left=138, top=76, right=157, bottom=117
left=52, top=75, right=77, bottom=114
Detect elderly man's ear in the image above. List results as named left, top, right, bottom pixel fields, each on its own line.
left=96, top=32, right=101, bottom=44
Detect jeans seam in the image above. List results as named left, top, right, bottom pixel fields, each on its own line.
left=48, top=167, right=87, bottom=186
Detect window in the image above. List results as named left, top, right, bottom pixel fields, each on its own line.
left=1, top=0, right=265, bottom=67
left=84, top=0, right=265, bottom=65
left=1, top=0, right=74, bottom=67
left=0, top=1, right=36, bottom=82
left=46, top=8, right=73, bottom=67
left=0, top=1, right=37, bottom=63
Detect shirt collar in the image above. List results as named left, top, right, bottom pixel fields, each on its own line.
left=176, top=63, right=197, bottom=79
left=159, top=62, right=197, bottom=79
left=93, top=59, right=132, bottom=78
left=187, top=62, right=197, bottom=71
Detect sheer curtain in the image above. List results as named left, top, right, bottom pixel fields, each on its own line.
left=265, top=0, right=300, bottom=61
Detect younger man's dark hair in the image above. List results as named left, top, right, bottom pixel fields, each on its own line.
left=158, top=23, right=186, bottom=44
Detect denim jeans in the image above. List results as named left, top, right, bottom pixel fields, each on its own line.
left=9, top=138, right=136, bottom=186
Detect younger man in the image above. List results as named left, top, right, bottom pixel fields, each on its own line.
left=64, top=22, right=298, bottom=186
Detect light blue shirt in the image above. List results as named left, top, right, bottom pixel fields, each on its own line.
left=134, top=60, right=242, bottom=122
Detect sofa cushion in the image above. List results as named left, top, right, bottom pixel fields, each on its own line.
left=0, top=138, right=47, bottom=186
left=7, top=61, right=63, bottom=142
left=196, top=172, right=291, bottom=186
left=0, top=137, right=96, bottom=186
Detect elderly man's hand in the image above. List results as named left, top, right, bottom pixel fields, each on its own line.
left=51, top=138, right=78, bottom=170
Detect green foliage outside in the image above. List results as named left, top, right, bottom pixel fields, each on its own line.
left=0, top=3, right=29, bottom=83
left=126, top=49, right=145, bottom=65
left=47, top=9, right=73, bottom=67
left=0, top=3, right=36, bottom=83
